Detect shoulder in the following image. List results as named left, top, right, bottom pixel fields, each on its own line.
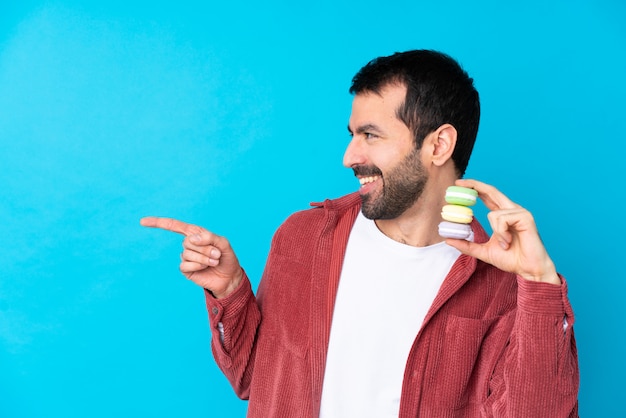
left=280, top=192, right=361, bottom=231
left=270, top=193, right=360, bottom=253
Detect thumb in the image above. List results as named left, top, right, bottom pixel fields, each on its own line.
left=187, top=230, right=233, bottom=254
left=445, top=238, right=488, bottom=262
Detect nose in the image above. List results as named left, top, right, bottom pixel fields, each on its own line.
left=343, top=137, right=366, bottom=168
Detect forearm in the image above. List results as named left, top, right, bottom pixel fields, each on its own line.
left=205, top=272, right=261, bottom=399
left=487, top=276, right=579, bottom=417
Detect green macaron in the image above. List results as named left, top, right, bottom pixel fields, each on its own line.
left=445, top=186, right=478, bottom=206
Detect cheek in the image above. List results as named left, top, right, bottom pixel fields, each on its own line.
left=380, top=148, right=412, bottom=172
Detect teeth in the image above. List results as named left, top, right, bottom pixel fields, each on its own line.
left=359, top=176, right=379, bottom=186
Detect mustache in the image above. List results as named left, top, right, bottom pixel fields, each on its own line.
left=352, top=165, right=382, bottom=177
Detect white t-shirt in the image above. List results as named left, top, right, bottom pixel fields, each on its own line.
left=319, top=212, right=461, bottom=418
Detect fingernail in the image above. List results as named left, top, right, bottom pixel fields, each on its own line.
left=190, top=234, right=201, bottom=243
left=499, top=240, right=509, bottom=250
left=210, top=249, right=220, bottom=258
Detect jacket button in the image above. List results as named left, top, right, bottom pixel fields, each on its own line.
left=212, top=307, right=219, bottom=315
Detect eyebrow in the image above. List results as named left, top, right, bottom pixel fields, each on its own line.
left=347, top=123, right=384, bottom=135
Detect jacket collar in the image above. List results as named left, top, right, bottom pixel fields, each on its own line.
left=313, top=192, right=490, bottom=245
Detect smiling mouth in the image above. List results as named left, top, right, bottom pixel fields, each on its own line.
left=359, top=175, right=380, bottom=187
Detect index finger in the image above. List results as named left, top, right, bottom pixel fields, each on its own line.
left=140, top=216, right=203, bottom=236
left=455, top=179, right=519, bottom=211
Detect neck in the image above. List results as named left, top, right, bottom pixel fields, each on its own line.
left=374, top=209, right=442, bottom=247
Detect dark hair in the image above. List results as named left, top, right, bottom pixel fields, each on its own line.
left=349, top=50, right=480, bottom=177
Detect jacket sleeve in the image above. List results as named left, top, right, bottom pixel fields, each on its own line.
left=204, top=271, right=261, bottom=400
left=485, top=275, right=579, bottom=417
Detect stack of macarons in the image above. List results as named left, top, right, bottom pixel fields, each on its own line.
left=438, top=185, right=478, bottom=240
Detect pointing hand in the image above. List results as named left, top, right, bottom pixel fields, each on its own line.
left=140, top=217, right=243, bottom=298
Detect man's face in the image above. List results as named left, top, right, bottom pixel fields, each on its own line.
left=344, top=84, right=428, bottom=220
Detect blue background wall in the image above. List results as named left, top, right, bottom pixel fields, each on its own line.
left=1, top=1, right=624, bottom=416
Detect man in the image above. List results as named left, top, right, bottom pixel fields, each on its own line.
left=141, top=50, right=579, bottom=417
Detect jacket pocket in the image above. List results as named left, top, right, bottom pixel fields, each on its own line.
left=428, top=315, right=497, bottom=409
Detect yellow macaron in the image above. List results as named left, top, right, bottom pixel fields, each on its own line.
left=441, top=204, right=474, bottom=224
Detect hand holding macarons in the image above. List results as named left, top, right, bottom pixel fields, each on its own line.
left=443, top=179, right=560, bottom=285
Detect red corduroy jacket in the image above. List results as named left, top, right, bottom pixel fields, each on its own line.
left=205, top=193, right=579, bottom=417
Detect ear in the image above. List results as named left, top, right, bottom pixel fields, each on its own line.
left=428, top=124, right=457, bottom=167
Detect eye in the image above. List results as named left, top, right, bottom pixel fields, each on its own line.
left=364, top=132, right=378, bottom=140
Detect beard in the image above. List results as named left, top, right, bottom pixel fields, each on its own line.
left=355, top=147, right=428, bottom=220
